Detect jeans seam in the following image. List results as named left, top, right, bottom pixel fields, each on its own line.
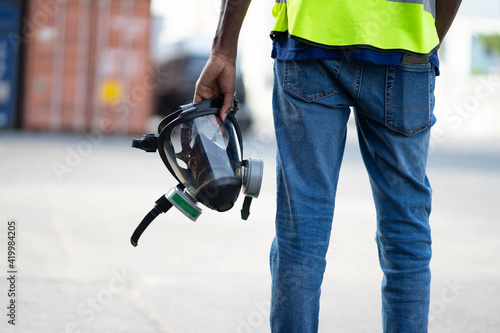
left=332, top=59, right=342, bottom=79
left=354, top=61, right=364, bottom=102
left=385, top=66, right=390, bottom=132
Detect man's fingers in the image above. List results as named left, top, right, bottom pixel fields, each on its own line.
left=220, top=93, right=235, bottom=121
left=194, top=72, right=221, bottom=103
left=194, top=84, right=219, bottom=104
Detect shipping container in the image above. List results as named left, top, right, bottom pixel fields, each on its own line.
left=22, top=0, right=153, bottom=135
left=0, top=0, right=23, bottom=129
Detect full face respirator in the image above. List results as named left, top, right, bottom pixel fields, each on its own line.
left=130, top=96, right=263, bottom=247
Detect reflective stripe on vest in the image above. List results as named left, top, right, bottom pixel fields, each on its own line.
left=387, top=0, right=436, bottom=18
left=271, top=0, right=439, bottom=56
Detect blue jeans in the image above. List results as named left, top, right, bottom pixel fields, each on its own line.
left=270, top=58, right=436, bottom=333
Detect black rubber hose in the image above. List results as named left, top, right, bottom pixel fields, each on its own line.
left=130, top=196, right=173, bottom=247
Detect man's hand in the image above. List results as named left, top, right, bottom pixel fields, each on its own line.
left=194, top=53, right=236, bottom=121
left=193, top=0, right=251, bottom=120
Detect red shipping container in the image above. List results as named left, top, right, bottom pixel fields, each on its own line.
left=22, top=0, right=153, bottom=135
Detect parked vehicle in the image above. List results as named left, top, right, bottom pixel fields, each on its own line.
left=154, top=53, right=252, bottom=132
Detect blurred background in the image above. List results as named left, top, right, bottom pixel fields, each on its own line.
left=0, top=0, right=499, bottom=332
left=0, top=0, right=499, bottom=138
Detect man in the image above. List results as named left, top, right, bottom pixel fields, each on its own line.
left=194, top=0, right=461, bottom=332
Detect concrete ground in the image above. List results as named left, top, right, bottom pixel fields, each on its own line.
left=0, top=125, right=499, bottom=333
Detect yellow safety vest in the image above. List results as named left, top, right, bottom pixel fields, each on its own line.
left=272, top=0, right=439, bottom=56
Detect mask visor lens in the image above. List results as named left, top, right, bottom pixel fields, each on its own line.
left=163, top=114, right=242, bottom=197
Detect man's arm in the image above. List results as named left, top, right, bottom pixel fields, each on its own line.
left=435, top=0, right=462, bottom=43
left=194, top=0, right=252, bottom=120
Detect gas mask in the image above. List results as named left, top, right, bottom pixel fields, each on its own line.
left=130, top=96, right=263, bottom=247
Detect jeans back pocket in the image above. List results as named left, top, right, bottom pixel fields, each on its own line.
left=283, top=60, right=338, bottom=102
left=385, top=63, right=435, bottom=136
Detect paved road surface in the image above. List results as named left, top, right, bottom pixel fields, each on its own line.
left=0, top=127, right=499, bottom=332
